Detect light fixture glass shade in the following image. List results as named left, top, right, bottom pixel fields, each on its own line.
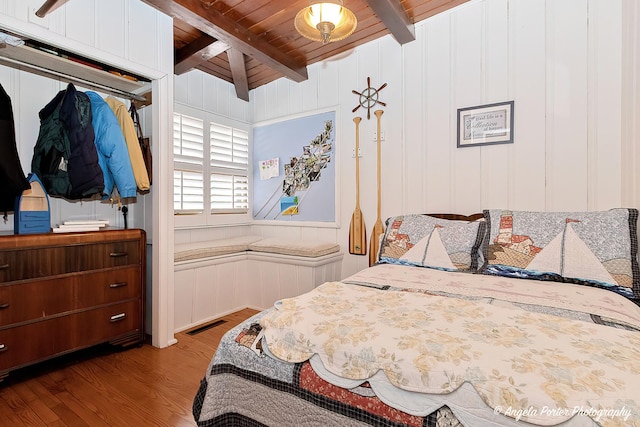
left=295, top=0, right=357, bottom=44
left=309, top=3, right=342, bottom=27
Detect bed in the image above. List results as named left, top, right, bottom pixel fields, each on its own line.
left=192, top=209, right=640, bottom=427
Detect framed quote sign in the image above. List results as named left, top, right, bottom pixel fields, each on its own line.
left=457, top=101, right=514, bottom=148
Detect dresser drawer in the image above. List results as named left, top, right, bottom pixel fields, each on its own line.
left=76, top=267, right=141, bottom=308
left=0, top=300, right=141, bottom=371
left=71, top=240, right=141, bottom=271
left=0, top=267, right=141, bottom=327
left=0, top=275, right=75, bottom=327
left=0, top=247, right=68, bottom=282
left=0, top=239, right=141, bottom=283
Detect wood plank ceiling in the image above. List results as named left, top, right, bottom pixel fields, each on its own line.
left=144, top=0, right=472, bottom=101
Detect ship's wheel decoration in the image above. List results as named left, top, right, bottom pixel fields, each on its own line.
left=352, top=77, right=387, bottom=119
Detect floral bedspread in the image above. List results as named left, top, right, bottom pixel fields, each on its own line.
left=344, top=264, right=640, bottom=328
left=260, top=273, right=640, bottom=426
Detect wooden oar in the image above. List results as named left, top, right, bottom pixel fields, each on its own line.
left=369, top=109, right=385, bottom=266
left=349, top=117, right=366, bottom=255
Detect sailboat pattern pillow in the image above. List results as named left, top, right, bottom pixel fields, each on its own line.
left=482, top=209, right=640, bottom=300
left=378, top=214, right=485, bottom=272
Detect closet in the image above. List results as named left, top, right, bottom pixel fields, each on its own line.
left=0, top=0, right=175, bottom=350
left=0, top=27, right=153, bottom=231
left=0, top=5, right=162, bottom=375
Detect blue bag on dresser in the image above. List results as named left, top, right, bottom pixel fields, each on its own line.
left=14, top=173, right=51, bottom=234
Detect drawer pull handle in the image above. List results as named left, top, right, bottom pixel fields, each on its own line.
left=109, top=282, right=128, bottom=288
left=0, top=344, right=6, bottom=352
left=0, top=264, right=8, bottom=270
left=109, top=252, right=128, bottom=258
left=110, top=313, right=126, bottom=322
left=0, top=303, right=9, bottom=309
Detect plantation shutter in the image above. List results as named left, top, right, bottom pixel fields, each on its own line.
left=173, top=113, right=204, bottom=212
left=210, top=123, right=249, bottom=212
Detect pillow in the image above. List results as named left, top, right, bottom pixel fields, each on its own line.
left=482, top=208, right=640, bottom=300
left=377, top=214, right=485, bottom=272
left=248, top=238, right=340, bottom=257
left=174, top=235, right=263, bottom=262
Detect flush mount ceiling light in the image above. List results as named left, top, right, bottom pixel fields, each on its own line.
left=294, top=0, right=357, bottom=44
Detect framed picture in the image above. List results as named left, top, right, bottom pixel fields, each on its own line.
left=457, top=101, right=514, bottom=148
left=252, top=108, right=338, bottom=226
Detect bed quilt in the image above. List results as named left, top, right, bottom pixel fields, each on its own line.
left=193, top=265, right=640, bottom=427
left=193, top=308, right=461, bottom=427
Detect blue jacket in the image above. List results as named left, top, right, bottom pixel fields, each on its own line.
left=86, top=91, right=136, bottom=198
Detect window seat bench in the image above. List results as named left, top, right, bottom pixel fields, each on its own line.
left=173, top=236, right=344, bottom=332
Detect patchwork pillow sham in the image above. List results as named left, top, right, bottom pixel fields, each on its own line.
left=482, top=208, right=640, bottom=300
left=377, top=214, right=485, bottom=272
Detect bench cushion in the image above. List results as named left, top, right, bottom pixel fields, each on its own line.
left=174, top=235, right=263, bottom=262
left=248, top=237, right=340, bottom=258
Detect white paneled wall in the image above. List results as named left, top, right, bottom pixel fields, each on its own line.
left=168, top=0, right=640, bottom=335
left=249, top=0, right=636, bottom=280
left=622, top=0, right=640, bottom=209
left=174, top=224, right=254, bottom=246
left=509, top=0, right=546, bottom=210
left=174, top=69, right=252, bottom=123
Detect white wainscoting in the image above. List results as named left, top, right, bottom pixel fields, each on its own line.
left=173, top=252, right=343, bottom=332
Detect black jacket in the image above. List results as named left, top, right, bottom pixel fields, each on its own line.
left=32, top=83, right=104, bottom=199
left=0, top=83, right=30, bottom=212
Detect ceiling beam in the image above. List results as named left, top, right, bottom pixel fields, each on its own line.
left=227, top=48, right=249, bottom=102
left=362, top=0, right=415, bottom=44
left=35, top=0, right=70, bottom=17
left=141, top=0, right=308, bottom=83
left=174, top=34, right=229, bottom=75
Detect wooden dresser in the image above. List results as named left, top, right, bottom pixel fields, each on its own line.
left=0, top=229, right=146, bottom=380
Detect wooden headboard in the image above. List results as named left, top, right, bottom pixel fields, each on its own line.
left=426, top=213, right=484, bottom=222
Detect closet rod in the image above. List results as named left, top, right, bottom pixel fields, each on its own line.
left=0, top=54, right=148, bottom=102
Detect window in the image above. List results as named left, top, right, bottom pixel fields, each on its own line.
left=173, top=114, right=204, bottom=212
left=209, top=123, right=249, bottom=212
left=173, top=106, right=250, bottom=225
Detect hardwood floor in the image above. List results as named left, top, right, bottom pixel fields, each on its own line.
left=0, top=308, right=260, bottom=426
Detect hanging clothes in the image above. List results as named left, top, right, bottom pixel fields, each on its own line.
left=0, top=83, right=30, bottom=213
left=104, top=96, right=150, bottom=192
left=62, top=86, right=105, bottom=198
left=85, top=91, right=137, bottom=199
left=31, top=83, right=104, bottom=199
